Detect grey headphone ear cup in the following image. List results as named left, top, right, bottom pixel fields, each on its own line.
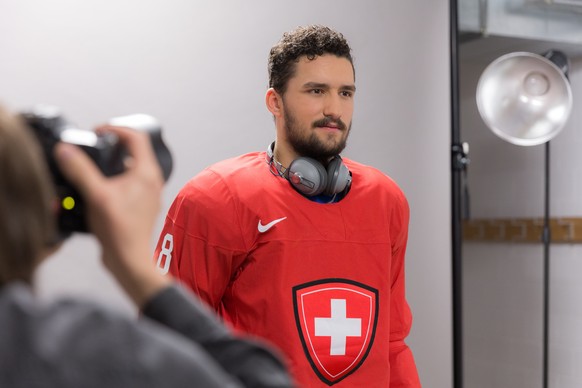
left=287, top=157, right=328, bottom=196
left=325, top=157, right=351, bottom=196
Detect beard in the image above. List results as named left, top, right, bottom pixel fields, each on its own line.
left=283, top=106, right=351, bottom=160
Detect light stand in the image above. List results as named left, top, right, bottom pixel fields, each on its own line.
left=476, top=50, right=572, bottom=388
left=449, top=0, right=465, bottom=386
left=543, top=141, right=550, bottom=388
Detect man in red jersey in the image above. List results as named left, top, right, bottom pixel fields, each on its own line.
left=154, top=25, right=421, bottom=387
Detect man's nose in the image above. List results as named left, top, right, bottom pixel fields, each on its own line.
left=323, top=94, right=342, bottom=119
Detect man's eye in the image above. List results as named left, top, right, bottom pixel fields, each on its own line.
left=341, top=91, right=353, bottom=97
left=310, top=89, right=323, bottom=94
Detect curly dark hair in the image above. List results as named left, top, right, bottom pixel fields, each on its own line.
left=268, top=25, right=354, bottom=94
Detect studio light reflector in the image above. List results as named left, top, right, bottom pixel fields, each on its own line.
left=476, top=51, right=573, bottom=146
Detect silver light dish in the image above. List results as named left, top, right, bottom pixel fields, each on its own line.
left=476, top=52, right=573, bottom=146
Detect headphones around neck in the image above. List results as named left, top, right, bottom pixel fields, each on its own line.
left=267, top=142, right=352, bottom=197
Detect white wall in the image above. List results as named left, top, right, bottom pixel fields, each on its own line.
left=0, top=1, right=451, bottom=386
left=461, top=52, right=582, bottom=387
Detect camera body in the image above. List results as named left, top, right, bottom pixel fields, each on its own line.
left=21, top=105, right=173, bottom=239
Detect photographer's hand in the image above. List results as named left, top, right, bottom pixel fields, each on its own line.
left=53, top=126, right=171, bottom=308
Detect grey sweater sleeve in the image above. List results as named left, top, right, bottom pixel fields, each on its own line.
left=141, top=285, right=295, bottom=388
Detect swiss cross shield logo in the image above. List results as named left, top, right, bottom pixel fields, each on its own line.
left=292, top=279, right=379, bottom=385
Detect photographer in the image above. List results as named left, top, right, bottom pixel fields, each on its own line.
left=0, top=104, right=294, bottom=388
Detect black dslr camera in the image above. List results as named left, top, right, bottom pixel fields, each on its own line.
left=21, top=105, right=173, bottom=239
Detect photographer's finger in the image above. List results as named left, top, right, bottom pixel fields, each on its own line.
left=96, top=125, right=163, bottom=179
left=53, top=142, right=106, bottom=196
left=96, top=125, right=154, bottom=163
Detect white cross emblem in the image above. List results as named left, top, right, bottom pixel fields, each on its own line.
left=315, top=299, right=362, bottom=356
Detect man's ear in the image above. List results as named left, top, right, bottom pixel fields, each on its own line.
left=265, top=88, right=283, bottom=117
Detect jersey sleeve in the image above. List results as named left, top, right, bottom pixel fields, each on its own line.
left=153, top=168, right=249, bottom=311
left=388, top=189, right=422, bottom=387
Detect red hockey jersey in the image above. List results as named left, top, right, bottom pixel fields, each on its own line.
left=154, top=152, right=421, bottom=387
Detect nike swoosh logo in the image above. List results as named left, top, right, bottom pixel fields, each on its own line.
left=258, top=217, right=287, bottom=233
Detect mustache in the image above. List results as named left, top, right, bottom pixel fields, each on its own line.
left=312, top=116, right=347, bottom=131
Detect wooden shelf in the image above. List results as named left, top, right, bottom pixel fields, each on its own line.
left=462, top=218, right=582, bottom=243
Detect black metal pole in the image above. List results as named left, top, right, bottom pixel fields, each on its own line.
left=540, top=51, right=568, bottom=388
left=542, top=141, right=551, bottom=388
left=450, top=0, right=464, bottom=387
